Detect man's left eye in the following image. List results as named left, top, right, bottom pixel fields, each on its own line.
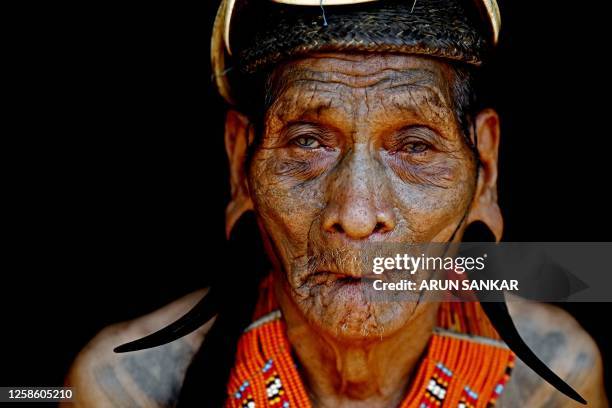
left=293, top=136, right=321, bottom=149
left=402, top=141, right=430, bottom=154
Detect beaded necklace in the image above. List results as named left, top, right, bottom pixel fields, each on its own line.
left=225, top=276, right=515, bottom=408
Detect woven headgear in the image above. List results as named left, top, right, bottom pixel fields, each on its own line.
left=211, top=0, right=501, bottom=104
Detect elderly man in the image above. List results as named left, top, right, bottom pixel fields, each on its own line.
left=65, top=0, right=607, bottom=407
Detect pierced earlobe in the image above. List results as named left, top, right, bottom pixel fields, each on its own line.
left=466, top=108, right=503, bottom=242
left=466, top=202, right=503, bottom=242
left=462, top=220, right=496, bottom=243
left=224, top=109, right=255, bottom=239
left=226, top=195, right=254, bottom=239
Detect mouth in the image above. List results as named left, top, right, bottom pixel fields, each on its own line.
left=299, top=271, right=375, bottom=307
left=307, top=270, right=379, bottom=286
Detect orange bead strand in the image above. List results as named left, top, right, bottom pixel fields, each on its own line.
left=224, top=276, right=515, bottom=408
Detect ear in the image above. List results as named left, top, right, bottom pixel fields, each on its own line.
left=466, top=108, right=503, bottom=242
left=224, top=109, right=255, bottom=239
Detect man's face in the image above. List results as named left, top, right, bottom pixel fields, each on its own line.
left=247, top=53, right=478, bottom=340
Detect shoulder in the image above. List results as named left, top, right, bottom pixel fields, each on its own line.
left=63, top=289, right=214, bottom=408
left=497, top=298, right=608, bottom=407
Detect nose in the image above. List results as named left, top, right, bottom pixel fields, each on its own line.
left=322, top=148, right=396, bottom=239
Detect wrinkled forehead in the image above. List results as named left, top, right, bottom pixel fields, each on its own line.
left=265, top=53, right=458, bottom=127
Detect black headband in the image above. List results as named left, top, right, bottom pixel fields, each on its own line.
left=232, top=0, right=489, bottom=74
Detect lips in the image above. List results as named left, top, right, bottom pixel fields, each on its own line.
left=308, top=254, right=371, bottom=278
left=313, top=267, right=372, bottom=278
left=306, top=269, right=380, bottom=290
left=294, top=244, right=408, bottom=287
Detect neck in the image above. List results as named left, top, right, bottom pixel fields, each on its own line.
left=274, top=282, right=439, bottom=408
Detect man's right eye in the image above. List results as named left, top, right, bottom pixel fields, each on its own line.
left=293, top=136, right=321, bottom=149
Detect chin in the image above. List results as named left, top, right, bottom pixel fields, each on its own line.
left=293, top=277, right=421, bottom=342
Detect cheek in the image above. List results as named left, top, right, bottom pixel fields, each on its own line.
left=248, top=149, right=329, bottom=255
left=388, top=155, right=476, bottom=240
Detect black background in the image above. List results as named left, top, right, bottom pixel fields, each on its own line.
left=3, top=0, right=611, bottom=398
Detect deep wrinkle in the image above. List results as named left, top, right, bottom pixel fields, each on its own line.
left=246, top=54, right=481, bottom=407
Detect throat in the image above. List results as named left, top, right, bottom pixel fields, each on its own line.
left=318, top=346, right=412, bottom=406
left=281, top=300, right=438, bottom=407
